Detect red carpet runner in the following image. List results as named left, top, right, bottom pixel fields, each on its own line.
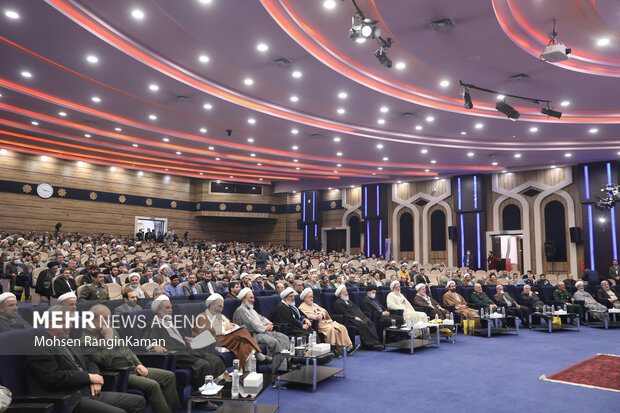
left=541, top=354, right=620, bottom=392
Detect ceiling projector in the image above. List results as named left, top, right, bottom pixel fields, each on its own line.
left=540, top=43, right=571, bottom=62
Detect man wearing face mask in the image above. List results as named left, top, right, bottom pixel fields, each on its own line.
left=361, top=285, right=403, bottom=329
left=333, top=285, right=384, bottom=351
left=272, top=287, right=313, bottom=338
left=463, top=250, right=473, bottom=268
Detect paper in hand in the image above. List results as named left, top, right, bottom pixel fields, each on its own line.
left=190, top=330, right=216, bottom=349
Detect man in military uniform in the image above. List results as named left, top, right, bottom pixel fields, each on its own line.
left=79, top=272, right=109, bottom=301
left=553, top=281, right=584, bottom=321
left=469, top=283, right=498, bottom=310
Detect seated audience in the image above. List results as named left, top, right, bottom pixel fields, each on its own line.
left=163, top=275, right=184, bottom=297
left=536, top=274, right=550, bottom=287
left=493, top=284, right=530, bottom=327
left=386, top=281, right=429, bottom=324
left=469, top=283, right=498, bottom=311
left=79, top=272, right=109, bottom=302
left=114, top=290, right=142, bottom=315
left=182, top=273, right=203, bottom=296
left=553, top=281, right=584, bottom=321
left=225, top=281, right=241, bottom=299
left=273, top=287, right=313, bottom=338
left=520, top=284, right=544, bottom=313
left=53, top=267, right=77, bottom=298
left=58, top=291, right=78, bottom=313
left=0, top=292, right=31, bottom=332
left=333, top=285, right=383, bottom=351
left=563, top=273, right=577, bottom=287
left=608, top=259, right=620, bottom=284
left=413, top=284, right=448, bottom=319
left=442, top=281, right=478, bottom=320
left=124, top=273, right=147, bottom=298
left=360, top=285, right=404, bottom=329
left=35, top=261, right=58, bottom=302
left=597, top=280, right=620, bottom=309
left=573, top=281, right=607, bottom=320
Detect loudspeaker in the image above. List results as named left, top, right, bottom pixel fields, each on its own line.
left=544, top=241, right=557, bottom=261
left=297, top=219, right=304, bottom=230
left=448, top=226, right=457, bottom=240
left=569, top=227, right=582, bottom=243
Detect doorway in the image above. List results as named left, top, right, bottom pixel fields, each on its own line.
left=326, top=229, right=347, bottom=253
left=490, top=234, right=524, bottom=273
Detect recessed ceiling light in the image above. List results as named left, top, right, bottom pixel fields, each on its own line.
left=492, top=161, right=498, bottom=166
left=86, top=55, right=99, bottom=64
left=337, top=108, right=345, bottom=114
left=115, top=127, right=122, bottom=131
left=395, top=61, right=406, bottom=70
left=291, top=129, right=299, bottom=134
left=230, top=176, right=234, bottom=178
left=292, top=71, right=303, bottom=78
left=502, top=170, right=507, bottom=173
left=550, top=165, right=556, bottom=169
left=295, top=167, right=300, bottom=170
left=91, top=96, right=100, bottom=103
left=460, top=131, right=467, bottom=135
left=203, top=103, right=212, bottom=110
left=40, top=155, right=48, bottom=161
left=198, top=54, right=210, bottom=63
left=475, top=123, right=484, bottom=129
left=4, top=10, right=20, bottom=19
left=247, top=137, right=255, bottom=143
left=426, top=116, right=435, bottom=123
left=84, top=134, right=91, bottom=138
left=131, top=9, right=145, bottom=20
left=376, top=144, right=384, bottom=149
left=514, top=153, right=522, bottom=158
left=529, top=127, right=538, bottom=132
left=20, top=71, right=32, bottom=78
left=248, top=118, right=256, bottom=124
left=292, top=145, right=299, bottom=150
left=31, top=121, right=39, bottom=125
left=424, top=169, right=430, bottom=172
left=163, top=137, right=169, bottom=142
left=198, top=0, right=213, bottom=4
left=379, top=106, right=389, bottom=113
left=589, top=128, right=598, bottom=134
left=597, top=38, right=610, bottom=47
left=397, top=181, right=402, bottom=184
left=58, top=111, right=67, bottom=117
left=378, top=167, right=383, bottom=170
left=333, top=137, right=341, bottom=142
left=382, top=157, right=389, bottom=161
left=199, top=128, right=207, bottom=133
left=377, top=119, right=385, bottom=125
left=243, top=78, right=254, bottom=86
left=336, top=152, right=342, bottom=156
left=148, top=114, right=157, bottom=120
left=148, top=83, right=159, bottom=91
left=338, top=92, right=348, bottom=99
left=560, top=100, right=570, bottom=107
left=250, top=153, right=256, bottom=157
left=257, top=163, right=262, bottom=166
left=109, top=166, right=116, bottom=172
left=256, top=43, right=269, bottom=52
left=323, top=0, right=336, bottom=9
left=290, top=95, right=299, bottom=102
left=430, top=160, right=437, bottom=164
left=439, top=80, right=450, bottom=88
left=176, top=151, right=182, bottom=155
left=259, top=178, right=263, bottom=181
left=336, top=163, right=342, bottom=167
left=77, top=161, right=85, bottom=167
left=208, top=146, right=214, bottom=150
left=564, top=153, right=572, bottom=158
left=421, top=149, right=428, bottom=154
left=415, top=125, right=423, bottom=131
left=132, top=144, right=138, bottom=147
left=467, top=152, right=474, bottom=157
left=293, top=159, right=298, bottom=163
left=215, top=157, right=220, bottom=161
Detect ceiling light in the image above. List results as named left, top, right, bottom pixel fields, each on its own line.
left=208, top=146, right=214, bottom=150
left=215, top=157, right=220, bottom=161
left=243, top=78, right=254, bottom=86
left=374, top=49, right=392, bottom=68
left=291, top=129, right=299, bottom=134
left=502, top=170, right=507, bottom=174
left=77, top=161, right=85, bottom=167
left=597, top=38, right=610, bottom=47
left=475, top=123, right=484, bottom=129
left=292, top=145, right=299, bottom=150
left=379, top=106, right=389, bottom=113
left=115, top=127, right=122, bottom=131
left=529, top=127, right=538, bottom=133
left=496, top=94, right=505, bottom=100
left=198, top=54, right=210, bottom=63
left=292, top=71, right=302, bottom=78
left=198, top=0, right=213, bottom=4
left=382, top=157, right=389, bottom=161
left=323, top=0, right=336, bottom=9
left=461, top=131, right=467, bottom=135
left=395, top=61, right=406, bottom=70
left=336, top=152, right=342, bottom=156
left=540, top=107, right=562, bottom=118
left=378, top=167, right=383, bottom=170
left=58, top=111, right=67, bottom=117
left=247, top=137, right=255, bottom=143
left=589, top=128, right=598, bottom=134
left=250, top=153, right=256, bottom=157
left=550, top=165, right=556, bottom=169
left=376, top=143, right=384, bottom=149
left=336, top=163, right=342, bottom=167
left=148, top=114, right=157, bottom=120
left=248, top=118, right=256, bottom=124
left=564, top=153, right=572, bottom=158
left=337, top=108, right=345, bottom=114
left=397, top=181, right=402, bottom=184
left=137, top=171, right=143, bottom=176
left=426, top=116, right=434, bottom=123
left=84, top=134, right=91, bottom=138
left=40, top=156, right=48, bottom=161
left=420, top=149, right=428, bottom=154
left=199, top=128, right=207, bottom=133
left=377, top=119, right=385, bottom=124
left=415, top=125, right=423, bottom=131
left=163, top=138, right=169, bottom=142
left=256, top=43, right=269, bottom=52
left=467, top=152, right=474, bottom=157
left=496, top=101, right=520, bottom=119
left=257, top=163, right=262, bottom=166
left=4, top=10, right=20, bottom=19
left=333, top=137, right=341, bottom=142
left=110, top=166, right=116, bottom=172
left=514, top=153, right=521, bottom=158
left=176, top=151, right=182, bottom=155
left=203, top=103, right=212, bottom=110
left=492, top=162, right=498, bottom=166
left=296, top=167, right=300, bottom=170
left=560, top=100, right=570, bottom=107
left=338, top=92, right=348, bottom=99
left=132, top=144, right=138, bottom=147
left=290, top=95, right=299, bottom=102
left=31, top=121, right=39, bottom=125
left=86, top=55, right=99, bottom=64
left=439, top=80, right=450, bottom=88
left=430, top=160, right=437, bottom=164
left=131, top=9, right=145, bottom=20
left=148, top=83, right=159, bottom=91
left=91, top=96, right=100, bottom=103
left=20, top=71, right=32, bottom=78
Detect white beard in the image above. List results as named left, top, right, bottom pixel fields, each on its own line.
left=244, top=302, right=254, bottom=310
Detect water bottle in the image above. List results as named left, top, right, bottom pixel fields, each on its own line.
left=502, top=306, right=506, bottom=317
left=231, top=370, right=239, bottom=398
left=289, top=337, right=295, bottom=354
left=309, top=335, right=314, bottom=354
left=479, top=307, right=483, bottom=317
left=435, top=314, right=439, bottom=322
left=563, top=304, right=567, bottom=313
left=249, top=354, right=256, bottom=374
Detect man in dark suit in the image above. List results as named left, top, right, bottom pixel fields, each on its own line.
left=271, top=287, right=312, bottom=338
left=607, top=260, right=620, bottom=284
left=104, top=266, right=122, bottom=285
left=53, top=268, right=77, bottom=298
left=333, top=286, right=383, bottom=350
left=35, top=261, right=58, bottom=302
left=360, top=285, right=403, bottom=328
left=598, top=280, right=620, bottom=308
left=182, top=273, right=205, bottom=296
left=198, top=271, right=218, bottom=295
left=25, top=305, right=146, bottom=413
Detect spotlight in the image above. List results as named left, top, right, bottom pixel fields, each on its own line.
left=541, top=107, right=562, bottom=119
left=462, top=89, right=473, bottom=109
left=374, top=49, right=392, bottom=68
left=496, top=101, right=520, bottom=120
left=349, top=21, right=380, bottom=39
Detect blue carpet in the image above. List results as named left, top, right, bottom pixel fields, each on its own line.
left=249, top=326, right=620, bottom=413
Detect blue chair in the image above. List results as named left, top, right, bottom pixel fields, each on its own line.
left=350, top=291, right=367, bottom=307
left=102, top=299, right=124, bottom=313
left=538, top=286, right=557, bottom=305
left=458, top=286, right=474, bottom=303
left=222, top=298, right=241, bottom=320
left=377, top=289, right=391, bottom=308
left=254, top=295, right=280, bottom=319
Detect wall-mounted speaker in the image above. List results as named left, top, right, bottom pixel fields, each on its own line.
left=569, top=227, right=582, bottom=244
left=448, top=226, right=457, bottom=240
left=544, top=241, right=557, bottom=261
